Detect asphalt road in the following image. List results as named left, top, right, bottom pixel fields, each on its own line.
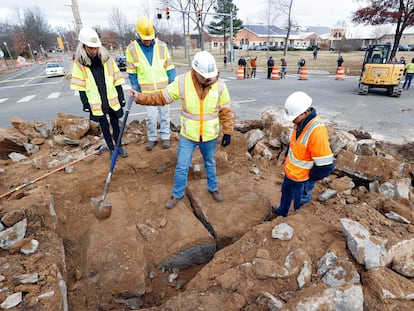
left=0, top=65, right=413, bottom=144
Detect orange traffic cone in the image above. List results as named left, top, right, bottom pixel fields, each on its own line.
left=298, top=66, right=308, bottom=80
left=335, top=66, right=345, bottom=80
left=271, top=66, right=280, bottom=80
left=237, top=66, right=244, bottom=80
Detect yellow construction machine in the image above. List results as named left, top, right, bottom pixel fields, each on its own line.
left=358, top=44, right=404, bottom=97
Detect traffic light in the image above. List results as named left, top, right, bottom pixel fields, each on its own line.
left=57, top=37, right=64, bottom=50
left=165, top=7, right=170, bottom=19
left=196, top=8, right=201, bottom=21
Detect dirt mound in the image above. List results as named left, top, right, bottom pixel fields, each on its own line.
left=0, top=112, right=413, bottom=310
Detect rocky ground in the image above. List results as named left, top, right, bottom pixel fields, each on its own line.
left=0, top=108, right=413, bottom=311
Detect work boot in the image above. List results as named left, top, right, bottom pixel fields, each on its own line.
left=210, top=190, right=224, bottom=202
left=262, top=206, right=280, bottom=222
left=161, top=140, right=170, bottom=149
left=118, top=147, right=128, bottom=158
left=146, top=141, right=157, bottom=151
left=165, top=196, right=181, bottom=209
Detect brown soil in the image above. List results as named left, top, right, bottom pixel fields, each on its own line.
left=0, top=114, right=413, bottom=310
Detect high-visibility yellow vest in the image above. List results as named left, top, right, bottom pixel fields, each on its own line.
left=70, top=57, right=124, bottom=116
left=162, top=72, right=231, bottom=142
left=126, top=39, right=174, bottom=93
left=406, top=62, right=414, bottom=74
left=284, top=116, right=334, bottom=181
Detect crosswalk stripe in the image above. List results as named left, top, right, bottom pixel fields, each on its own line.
left=0, top=98, right=8, bottom=103
left=47, top=92, right=60, bottom=99
left=17, top=95, right=36, bottom=103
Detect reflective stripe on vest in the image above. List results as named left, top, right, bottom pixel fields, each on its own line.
left=70, top=58, right=124, bottom=116
left=126, top=40, right=170, bottom=93
left=285, top=116, right=333, bottom=181
left=177, top=72, right=221, bottom=142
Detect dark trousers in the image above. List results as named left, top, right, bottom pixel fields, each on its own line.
left=267, top=67, right=272, bottom=79
left=98, top=109, right=121, bottom=150
left=276, top=176, right=305, bottom=216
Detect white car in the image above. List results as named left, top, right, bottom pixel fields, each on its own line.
left=45, top=62, right=65, bottom=77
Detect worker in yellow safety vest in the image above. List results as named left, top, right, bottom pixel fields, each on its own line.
left=264, top=91, right=334, bottom=221
left=70, top=27, right=128, bottom=158
left=128, top=51, right=234, bottom=209
left=126, top=17, right=176, bottom=151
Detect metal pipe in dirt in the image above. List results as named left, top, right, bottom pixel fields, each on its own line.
left=92, top=96, right=134, bottom=220
left=0, top=145, right=106, bottom=200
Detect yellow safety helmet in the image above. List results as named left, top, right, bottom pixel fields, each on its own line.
left=135, top=17, right=155, bottom=40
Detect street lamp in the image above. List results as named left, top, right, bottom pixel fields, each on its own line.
left=3, top=42, right=13, bottom=60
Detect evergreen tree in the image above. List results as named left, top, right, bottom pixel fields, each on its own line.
left=208, top=0, right=243, bottom=55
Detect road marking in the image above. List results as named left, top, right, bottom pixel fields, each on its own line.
left=47, top=92, right=60, bottom=99
left=0, top=80, right=62, bottom=89
left=17, top=95, right=36, bottom=103
left=232, top=98, right=256, bottom=104
left=0, top=98, right=8, bottom=103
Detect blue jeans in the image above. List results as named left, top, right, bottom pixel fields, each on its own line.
left=276, top=176, right=305, bottom=217
left=301, top=179, right=317, bottom=205
left=172, top=136, right=218, bottom=199
left=145, top=105, right=170, bottom=141
left=403, top=73, right=413, bottom=90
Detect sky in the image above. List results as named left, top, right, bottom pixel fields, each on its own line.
left=0, top=0, right=364, bottom=30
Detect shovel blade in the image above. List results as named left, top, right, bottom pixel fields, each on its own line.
left=91, top=198, right=112, bottom=220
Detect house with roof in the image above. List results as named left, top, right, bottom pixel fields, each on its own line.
left=234, top=24, right=326, bottom=50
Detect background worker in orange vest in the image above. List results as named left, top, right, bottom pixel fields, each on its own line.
left=264, top=91, right=334, bottom=221
left=128, top=51, right=234, bottom=209
left=250, top=56, right=257, bottom=78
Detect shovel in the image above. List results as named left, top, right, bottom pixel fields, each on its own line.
left=0, top=145, right=106, bottom=200
left=92, top=95, right=133, bottom=220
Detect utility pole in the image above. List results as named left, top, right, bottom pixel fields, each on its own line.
left=71, top=0, right=83, bottom=34
left=165, top=8, right=235, bottom=69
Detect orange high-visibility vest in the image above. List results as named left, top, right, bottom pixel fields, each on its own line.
left=284, top=116, right=333, bottom=181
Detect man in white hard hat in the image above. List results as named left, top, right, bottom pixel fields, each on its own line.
left=126, top=17, right=176, bottom=151
left=264, top=91, right=334, bottom=221
left=71, top=27, right=128, bottom=158
left=128, top=51, right=233, bottom=209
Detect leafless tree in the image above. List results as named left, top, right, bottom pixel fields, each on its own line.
left=109, top=6, right=131, bottom=54
left=16, top=7, right=55, bottom=57
left=277, top=0, right=295, bottom=56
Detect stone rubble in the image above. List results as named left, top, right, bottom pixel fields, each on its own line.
left=0, top=110, right=412, bottom=310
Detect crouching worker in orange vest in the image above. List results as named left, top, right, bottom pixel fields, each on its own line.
left=264, top=91, right=334, bottom=221
left=129, top=51, right=234, bottom=209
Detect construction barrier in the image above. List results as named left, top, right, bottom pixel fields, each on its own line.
left=237, top=66, right=244, bottom=80
left=271, top=66, right=280, bottom=80
left=298, top=66, right=308, bottom=80
left=336, top=66, right=345, bottom=80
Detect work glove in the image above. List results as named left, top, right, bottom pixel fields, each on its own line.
left=221, top=134, right=231, bottom=147
left=83, top=103, right=91, bottom=112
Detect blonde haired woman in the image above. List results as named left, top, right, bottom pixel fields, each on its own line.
left=70, top=27, right=128, bottom=158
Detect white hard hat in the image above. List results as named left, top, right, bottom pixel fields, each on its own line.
left=192, top=51, right=218, bottom=79
left=283, top=91, right=312, bottom=121
left=78, top=27, right=101, bottom=48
